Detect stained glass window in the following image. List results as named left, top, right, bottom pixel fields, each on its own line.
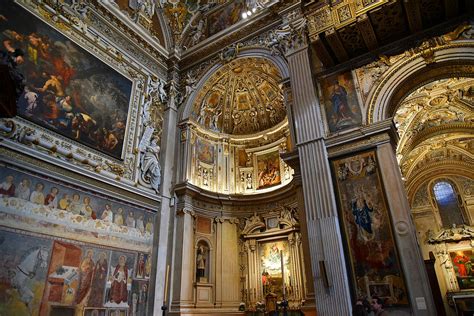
left=433, top=181, right=465, bottom=227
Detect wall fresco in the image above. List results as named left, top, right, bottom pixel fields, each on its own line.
left=0, top=164, right=155, bottom=252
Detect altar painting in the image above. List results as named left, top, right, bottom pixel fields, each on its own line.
left=207, top=0, right=245, bottom=36
left=258, top=240, right=290, bottom=298
left=320, top=71, right=362, bottom=133
left=0, top=230, right=52, bottom=316
left=256, top=151, right=281, bottom=190
left=332, top=151, right=408, bottom=305
left=0, top=1, right=133, bottom=159
left=0, top=164, right=155, bottom=252
left=450, top=250, right=474, bottom=289
left=130, top=280, right=148, bottom=316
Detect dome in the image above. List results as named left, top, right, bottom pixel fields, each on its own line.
left=191, top=57, right=286, bottom=135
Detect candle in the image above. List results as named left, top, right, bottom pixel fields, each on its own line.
left=164, top=264, right=170, bottom=305
left=280, top=250, right=285, bottom=299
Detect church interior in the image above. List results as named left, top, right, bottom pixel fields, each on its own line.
left=0, top=0, right=473, bottom=315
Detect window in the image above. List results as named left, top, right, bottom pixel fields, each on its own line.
left=433, top=180, right=465, bottom=227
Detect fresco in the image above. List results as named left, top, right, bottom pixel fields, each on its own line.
left=332, top=151, right=408, bottom=305
left=0, top=230, right=52, bottom=316
left=0, top=1, right=132, bottom=159
left=258, top=239, right=290, bottom=298
left=130, top=280, right=148, bottom=316
left=320, top=71, right=362, bottom=133
left=207, top=0, right=245, bottom=36
left=196, top=138, right=215, bottom=164
left=104, top=251, right=135, bottom=308
left=450, top=250, right=474, bottom=290
left=256, top=151, right=281, bottom=189
left=0, top=164, right=155, bottom=252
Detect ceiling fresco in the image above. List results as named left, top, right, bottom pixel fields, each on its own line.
left=191, top=57, right=286, bottom=135
left=394, top=78, right=474, bottom=191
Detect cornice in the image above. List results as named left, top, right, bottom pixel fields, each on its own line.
left=325, top=119, right=397, bottom=158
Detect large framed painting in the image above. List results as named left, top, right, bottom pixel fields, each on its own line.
left=0, top=1, right=133, bottom=159
left=320, top=71, right=362, bottom=133
left=256, top=151, right=281, bottom=190
left=331, top=150, right=409, bottom=305
left=450, top=250, right=474, bottom=290
left=258, top=239, right=290, bottom=299
left=207, top=0, right=245, bottom=36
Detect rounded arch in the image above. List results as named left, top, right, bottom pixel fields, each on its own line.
left=367, top=45, right=474, bottom=123
left=406, top=161, right=474, bottom=197
left=195, top=236, right=213, bottom=250
left=179, top=48, right=289, bottom=122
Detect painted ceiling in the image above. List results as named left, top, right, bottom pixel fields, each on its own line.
left=191, top=57, right=286, bottom=135
left=394, top=77, right=474, bottom=193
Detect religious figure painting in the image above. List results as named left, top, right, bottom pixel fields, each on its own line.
left=196, top=138, right=215, bottom=165
left=0, top=230, right=52, bottom=316
left=0, top=164, right=156, bottom=251
left=105, top=252, right=135, bottom=308
left=258, top=240, right=290, bottom=298
left=320, top=71, right=362, bottom=133
left=450, top=250, right=474, bottom=289
left=332, top=151, right=408, bottom=306
left=84, top=308, right=107, bottom=316
left=0, top=1, right=133, bottom=159
left=256, top=151, right=281, bottom=189
left=130, top=280, right=148, bottom=316
left=207, top=0, right=245, bottom=36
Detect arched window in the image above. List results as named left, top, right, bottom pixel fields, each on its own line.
left=433, top=180, right=465, bottom=227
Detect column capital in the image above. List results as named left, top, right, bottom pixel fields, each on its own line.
left=214, top=216, right=239, bottom=225
left=176, top=207, right=195, bottom=217
left=275, top=18, right=309, bottom=57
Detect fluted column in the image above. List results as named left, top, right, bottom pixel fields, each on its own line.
left=279, top=13, right=352, bottom=315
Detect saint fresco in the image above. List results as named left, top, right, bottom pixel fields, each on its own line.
left=0, top=230, right=52, bottom=316
left=207, top=0, right=245, bottom=36
left=320, top=71, right=362, bottom=133
left=256, top=151, right=281, bottom=189
left=196, top=138, right=215, bottom=164
left=0, top=1, right=132, bottom=159
left=332, top=151, right=408, bottom=305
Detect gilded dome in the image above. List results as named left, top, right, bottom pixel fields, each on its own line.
left=191, top=57, right=286, bottom=135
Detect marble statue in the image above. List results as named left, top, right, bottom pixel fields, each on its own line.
left=140, top=138, right=161, bottom=193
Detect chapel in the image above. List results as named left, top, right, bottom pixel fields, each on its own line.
left=0, top=0, right=473, bottom=315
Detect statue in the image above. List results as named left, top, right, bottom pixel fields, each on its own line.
left=196, top=245, right=207, bottom=281
left=140, top=137, right=161, bottom=193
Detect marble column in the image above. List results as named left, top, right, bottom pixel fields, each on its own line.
left=280, top=17, right=352, bottom=315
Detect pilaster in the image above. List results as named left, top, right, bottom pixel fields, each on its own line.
left=152, top=75, right=180, bottom=313
left=281, top=14, right=352, bottom=315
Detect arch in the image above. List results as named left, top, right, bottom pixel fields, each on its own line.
left=406, top=161, right=474, bottom=197
left=367, top=44, right=474, bottom=123
left=179, top=48, right=289, bottom=122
